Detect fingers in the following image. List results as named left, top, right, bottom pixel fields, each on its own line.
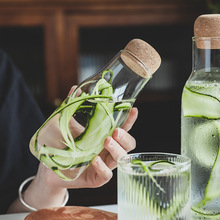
left=91, top=156, right=113, bottom=187
left=68, top=85, right=81, bottom=97
left=68, top=85, right=77, bottom=96
left=112, top=128, right=136, bottom=152
left=121, top=107, right=138, bottom=131
left=103, top=128, right=136, bottom=170
left=104, top=140, right=125, bottom=170
left=101, top=108, right=137, bottom=169
left=104, top=136, right=127, bottom=170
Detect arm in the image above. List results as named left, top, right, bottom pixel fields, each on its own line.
left=7, top=108, right=138, bottom=213
left=0, top=49, right=45, bottom=214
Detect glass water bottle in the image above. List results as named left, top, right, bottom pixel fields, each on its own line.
left=29, top=39, right=161, bottom=181
left=181, top=16, right=220, bottom=218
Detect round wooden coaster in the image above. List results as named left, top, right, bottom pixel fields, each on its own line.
left=25, top=206, right=117, bottom=220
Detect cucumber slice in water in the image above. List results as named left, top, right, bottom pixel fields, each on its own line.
left=130, top=159, right=189, bottom=219
left=183, top=86, right=220, bottom=216
left=40, top=154, right=72, bottom=180
left=182, top=87, right=220, bottom=119
left=204, top=120, right=220, bottom=202
left=191, top=206, right=220, bottom=219
left=50, top=153, right=94, bottom=168
left=190, top=121, right=218, bottom=168
left=34, top=69, right=132, bottom=180
left=75, top=101, right=115, bottom=151
left=190, top=120, right=220, bottom=216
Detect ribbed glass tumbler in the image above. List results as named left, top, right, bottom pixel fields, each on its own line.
left=117, top=152, right=191, bottom=220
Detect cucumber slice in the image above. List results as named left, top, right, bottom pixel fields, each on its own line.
left=204, top=120, right=220, bottom=202
left=75, top=85, right=115, bottom=151
left=40, top=154, right=72, bottom=180
left=39, top=145, right=74, bottom=157
left=33, top=69, right=133, bottom=180
left=182, top=86, right=220, bottom=119
left=39, top=144, right=97, bottom=168
left=183, top=86, right=220, bottom=215
left=131, top=159, right=165, bottom=193
left=192, top=206, right=220, bottom=219
left=190, top=121, right=218, bottom=168
left=130, top=159, right=190, bottom=219
left=75, top=102, right=114, bottom=151
left=59, top=93, right=87, bottom=150
left=50, top=155, right=87, bottom=168
left=50, top=153, right=95, bottom=168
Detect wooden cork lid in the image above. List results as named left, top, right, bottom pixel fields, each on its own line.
left=121, top=39, right=161, bottom=78
left=194, top=14, right=220, bottom=49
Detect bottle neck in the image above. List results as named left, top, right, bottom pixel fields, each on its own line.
left=80, top=50, right=151, bottom=102
left=104, top=50, right=152, bottom=101
left=192, top=37, right=220, bottom=73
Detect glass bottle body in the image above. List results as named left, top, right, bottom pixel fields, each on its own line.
left=181, top=37, right=220, bottom=218
left=30, top=50, right=151, bottom=181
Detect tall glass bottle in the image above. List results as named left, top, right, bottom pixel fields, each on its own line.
left=29, top=39, right=161, bottom=181
left=181, top=14, right=220, bottom=218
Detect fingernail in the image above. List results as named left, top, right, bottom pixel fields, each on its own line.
left=116, top=128, right=120, bottom=139
left=109, top=137, right=113, bottom=146
left=95, top=156, right=101, bottom=166
left=133, top=107, right=138, bottom=111
left=112, top=128, right=121, bottom=141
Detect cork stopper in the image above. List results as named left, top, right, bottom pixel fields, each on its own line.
left=194, top=14, right=220, bottom=49
left=121, top=39, right=161, bottom=78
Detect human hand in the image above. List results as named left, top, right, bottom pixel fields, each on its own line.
left=38, top=106, right=138, bottom=189
left=42, top=85, right=138, bottom=188
left=17, top=86, right=138, bottom=211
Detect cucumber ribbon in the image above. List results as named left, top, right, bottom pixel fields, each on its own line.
left=131, top=159, right=188, bottom=219
left=34, top=69, right=133, bottom=180
left=182, top=86, right=220, bottom=217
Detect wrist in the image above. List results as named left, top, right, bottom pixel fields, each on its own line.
left=21, top=175, right=68, bottom=211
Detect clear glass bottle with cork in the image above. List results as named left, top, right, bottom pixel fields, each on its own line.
left=181, top=14, right=220, bottom=218
left=29, top=39, right=161, bottom=181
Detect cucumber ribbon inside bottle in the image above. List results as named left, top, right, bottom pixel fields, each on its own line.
left=33, top=69, right=135, bottom=181
left=182, top=86, right=220, bottom=217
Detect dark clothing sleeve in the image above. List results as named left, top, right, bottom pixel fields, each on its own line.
left=0, top=50, right=45, bottom=214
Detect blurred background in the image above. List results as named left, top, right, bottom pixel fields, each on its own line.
left=0, top=0, right=219, bottom=207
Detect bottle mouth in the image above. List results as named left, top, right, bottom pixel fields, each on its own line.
left=193, top=36, right=220, bottom=40
left=120, top=49, right=152, bottom=78
left=192, top=37, right=220, bottom=49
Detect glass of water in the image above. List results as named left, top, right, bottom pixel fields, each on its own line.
left=117, top=152, right=191, bottom=220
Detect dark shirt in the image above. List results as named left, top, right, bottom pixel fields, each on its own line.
left=0, top=50, right=44, bottom=213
